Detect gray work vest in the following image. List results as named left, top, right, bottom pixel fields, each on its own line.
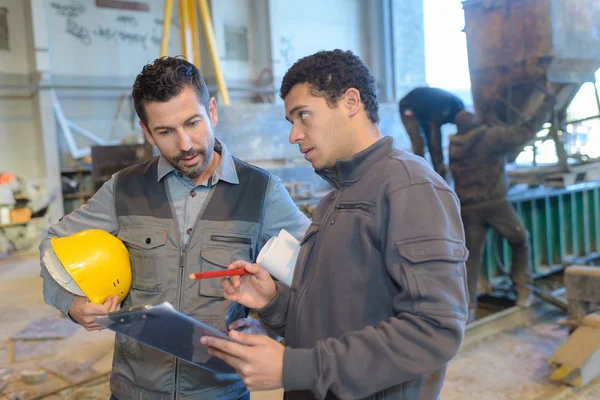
left=109, top=156, right=269, bottom=400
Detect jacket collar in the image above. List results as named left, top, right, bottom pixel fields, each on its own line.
left=316, top=136, right=393, bottom=188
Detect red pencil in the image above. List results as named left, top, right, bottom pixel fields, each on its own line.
left=188, top=268, right=250, bottom=280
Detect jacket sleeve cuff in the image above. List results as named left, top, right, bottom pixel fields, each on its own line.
left=40, top=260, right=77, bottom=319
left=282, top=347, right=319, bottom=392
left=257, top=281, right=290, bottom=326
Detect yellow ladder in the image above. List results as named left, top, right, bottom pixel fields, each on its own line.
left=160, top=0, right=230, bottom=105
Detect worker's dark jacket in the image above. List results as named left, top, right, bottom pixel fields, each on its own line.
left=259, top=137, right=469, bottom=399
left=399, top=87, right=464, bottom=125
left=449, top=122, right=536, bottom=210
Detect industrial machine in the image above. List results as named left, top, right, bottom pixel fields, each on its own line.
left=462, top=2, right=600, bottom=388
left=461, top=0, right=600, bottom=313
left=463, top=0, right=600, bottom=170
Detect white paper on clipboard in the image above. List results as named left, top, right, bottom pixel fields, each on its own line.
left=95, top=301, right=239, bottom=374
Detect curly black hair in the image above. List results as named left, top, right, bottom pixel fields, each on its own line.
left=132, top=56, right=210, bottom=126
left=280, top=49, right=379, bottom=124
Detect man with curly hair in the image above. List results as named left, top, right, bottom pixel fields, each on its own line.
left=201, top=50, right=469, bottom=400
left=39, top=56, right=310, bottom=400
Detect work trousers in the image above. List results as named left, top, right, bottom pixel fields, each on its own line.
left=400, top=113, right=446, bottom=177
left=461, top=199, right=532, bottom=312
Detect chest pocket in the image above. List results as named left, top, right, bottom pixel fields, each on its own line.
left=118, top=228, right=167, bottom=292
left=198, top=234, right=254, bottom=298
left=336, top=201, right=374, bottom=215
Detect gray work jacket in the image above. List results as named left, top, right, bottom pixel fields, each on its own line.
left=259, top=137, right=469, bottom=400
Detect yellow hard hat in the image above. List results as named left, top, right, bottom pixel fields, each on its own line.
left=47, top=229, right=132, bottom=304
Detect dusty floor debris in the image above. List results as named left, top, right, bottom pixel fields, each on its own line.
left=4, top=253, right=600, bottom=399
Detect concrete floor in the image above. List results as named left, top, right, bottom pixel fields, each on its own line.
left=1, top=253, right=599, bottom=399
left=0, top=253, right=281, bottom=399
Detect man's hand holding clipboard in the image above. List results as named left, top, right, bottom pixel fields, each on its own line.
left=197, top=260, right=285, bottom=391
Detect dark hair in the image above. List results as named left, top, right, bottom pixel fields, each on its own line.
left=280, top=49, right=379, bottom=124
left=132, top=56, right=210, bottom=126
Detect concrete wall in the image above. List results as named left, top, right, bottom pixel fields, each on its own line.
left=210, top=0, right=266, bottom=85
left=0, top=0, right=38, bottom=178
left=0, top=0, right=426, bottom=215
left=0, top=100, right=39, bottom=179
left=47, top=0, right=181, bottom=79
left=268, top=0, right=367, bottom=85
left=49, top=0, right=381, bottom=169
left=0, top=0, right=31, bottom=74
left=392, top=0, right=428, bottom=99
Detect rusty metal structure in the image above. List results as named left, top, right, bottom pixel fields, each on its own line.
left=463, top=0, right=600, bottom=169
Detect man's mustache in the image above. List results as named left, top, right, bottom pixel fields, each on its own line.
left=175, top=149, right=205, bottom=162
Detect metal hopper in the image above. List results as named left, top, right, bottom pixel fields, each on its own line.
left=463, top=0, right=600, bottom=136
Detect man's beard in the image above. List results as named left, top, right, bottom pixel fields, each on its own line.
left=168, top=144, right=214, bottom=179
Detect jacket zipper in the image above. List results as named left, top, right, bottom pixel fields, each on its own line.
left=173, top=243, right=188, bottom=399
left=170, top=184, right=217, bottom=400
left=292, top=189, right=340, bottom=344
left=336, top=202, right=373, bottom=213
left=331, top=202, right=373, bottom=225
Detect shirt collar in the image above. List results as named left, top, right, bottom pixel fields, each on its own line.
left=156, top=138, right=239, bottom=185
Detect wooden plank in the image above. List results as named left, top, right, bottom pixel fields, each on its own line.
left=10, top=317, right=80, bottom=340
left=12, top=340, right=57, bottom=362
left=40, top=358, right=100, bottom=384
left=583, top=314, right=600, bottom=329
left=509, top=161, right=600, bottom=188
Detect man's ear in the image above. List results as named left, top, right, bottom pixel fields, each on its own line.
left=209, top=97, right=218, bottom=127
left=343, top=88, right=361, bottom=117
left=139, top=120, right=156, bottom=146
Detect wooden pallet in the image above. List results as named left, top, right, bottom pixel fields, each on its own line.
left=509, top=161, right=600, bottom=188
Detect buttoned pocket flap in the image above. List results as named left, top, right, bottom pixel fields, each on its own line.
left=118, top=228, right=168, bottom=250
left=117, top=228, right=167, bottom=292
left=199, top=247, right=234, bottom=298
left=201, top=247, right=233, bottom=267
left=396, top=238, right=467, bottom=264
left=396, top=238, right=468, bottom=319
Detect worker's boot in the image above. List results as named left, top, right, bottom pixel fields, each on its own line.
left=515, top=285, right=535, bottom=308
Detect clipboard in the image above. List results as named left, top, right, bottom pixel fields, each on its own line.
left=95, top=301, right=239, bottom=374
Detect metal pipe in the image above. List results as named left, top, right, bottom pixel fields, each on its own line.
left=197, top=0, right=230, bottom=105
left=178, top=0, right=192, bottom=61
left=187, top=0, right=201, bottom=69
left=550, top=109, right=570, bottom=172
left=566, top=114, right=600, bottom=125
left=594, top=80, right=600, bottom=117
left=160, top=0, right=174, bottom=57
left=531, top=286, right=568, bottom=311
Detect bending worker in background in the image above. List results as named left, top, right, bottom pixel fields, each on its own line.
left=201, top=50, right=469, bottom=400
left=39, top=56, right=309, bottom=400
left=399, top=86, right=466, bottom=178
left=449, top=97, right=553, bottom=322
